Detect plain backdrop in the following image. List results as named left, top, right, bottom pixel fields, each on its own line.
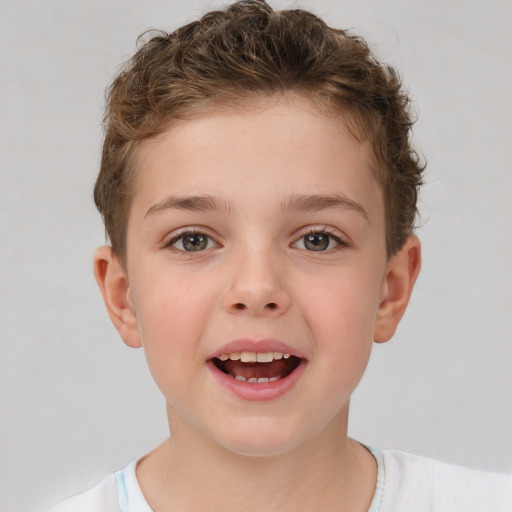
left=1, top=1, right=511, bottom=510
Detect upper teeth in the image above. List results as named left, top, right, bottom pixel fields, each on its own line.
left=218, top=351, right=291, bottom=362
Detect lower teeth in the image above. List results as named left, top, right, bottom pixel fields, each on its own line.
left=232, top=375, right=279, bottom=383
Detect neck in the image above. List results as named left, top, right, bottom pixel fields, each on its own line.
left=136, top=404, right=377, bottom=512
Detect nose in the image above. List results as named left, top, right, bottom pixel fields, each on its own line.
left=222, top=251, right=291, bottom=317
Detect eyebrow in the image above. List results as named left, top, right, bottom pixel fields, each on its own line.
left=144, top=194, right=233, bottom=218
left=144, top=193, right=369, bottom=222
left=280, top=193, right=369, bottom=222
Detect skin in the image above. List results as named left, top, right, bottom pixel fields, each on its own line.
left=94, top=94, right=421, bottom=512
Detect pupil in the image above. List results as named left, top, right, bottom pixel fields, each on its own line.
left=305, top=233, right=329, bottom=251
left=183, top=234, right=207, bottom=251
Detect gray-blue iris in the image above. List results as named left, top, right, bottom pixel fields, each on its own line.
left=304, top=233, right=329, bottom=251
left=183, top=234, right=208, bottom=251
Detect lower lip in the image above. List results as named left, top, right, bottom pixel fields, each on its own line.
left=207, top=359, right=307, bottom=401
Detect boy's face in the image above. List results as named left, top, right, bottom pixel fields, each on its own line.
left=96, top=95, right=419, bottom=456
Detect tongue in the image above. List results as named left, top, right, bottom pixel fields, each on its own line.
left=222, top=359, right=287, bottom=380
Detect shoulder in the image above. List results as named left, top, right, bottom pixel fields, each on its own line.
left=379, top=449, right=512, bottom=512
left=40, top=474, right=120, bottom=512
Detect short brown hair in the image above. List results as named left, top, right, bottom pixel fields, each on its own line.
left=95, top=0, right=424, bottom=258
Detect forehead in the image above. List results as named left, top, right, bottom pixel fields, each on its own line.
left=130, top=95, right=383, bottom=224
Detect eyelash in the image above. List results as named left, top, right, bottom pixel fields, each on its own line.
left=293, top=227, right=350, bottom=252
left=165, top=228, right=218, bottom=253
left=164, top=227, right=350, bottom=253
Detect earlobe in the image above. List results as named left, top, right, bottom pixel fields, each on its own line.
left=374, top=235, right=421, bottom=343
left=93, top=246, right=142, bottom=348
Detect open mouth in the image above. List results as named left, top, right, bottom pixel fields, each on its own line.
left=211, top=351, right=302, bottom=383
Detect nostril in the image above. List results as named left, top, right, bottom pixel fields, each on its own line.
left=229, top=301, right=281, bottom=313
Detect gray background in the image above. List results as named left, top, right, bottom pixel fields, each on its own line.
left=1, top=1, right=511, bottom=510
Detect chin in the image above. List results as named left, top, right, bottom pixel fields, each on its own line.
left=222, top=439, right=298, bottom=458
left=212, top=423, right=308, bottom=458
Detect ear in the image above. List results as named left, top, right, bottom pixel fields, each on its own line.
left=93, top=246, right=142, bottom=348
left=373, top=235, right=421, bottom=343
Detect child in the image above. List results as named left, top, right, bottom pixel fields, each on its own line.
left=46, top=1, right=512, bottom=510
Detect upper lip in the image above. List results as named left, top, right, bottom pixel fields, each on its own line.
left=208, top=339, right=305, bottom=360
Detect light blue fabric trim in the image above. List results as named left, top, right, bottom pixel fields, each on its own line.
left=115, top=468, right=128, bottom=512
left=115, top=461, right=152, bottom=512
left=366, top=446, right=385, bottom=512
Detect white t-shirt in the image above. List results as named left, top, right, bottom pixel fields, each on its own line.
left=43, top=449, right=512, bottom=512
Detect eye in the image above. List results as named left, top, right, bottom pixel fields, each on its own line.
left=168, top=231, right=217, bottom=252
left=293, top=231, right=345, bottom=252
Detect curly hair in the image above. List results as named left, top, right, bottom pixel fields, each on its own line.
left=95, top=0, right=424, bottom=258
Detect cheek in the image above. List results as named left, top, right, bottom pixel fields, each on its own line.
left=130, top=272, right=218, bottom=388
left=301, top=270, right=382, bottom=381
left=306, top=272, right=381, bottom=342
left=135, top=267, right=215, bottom=333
